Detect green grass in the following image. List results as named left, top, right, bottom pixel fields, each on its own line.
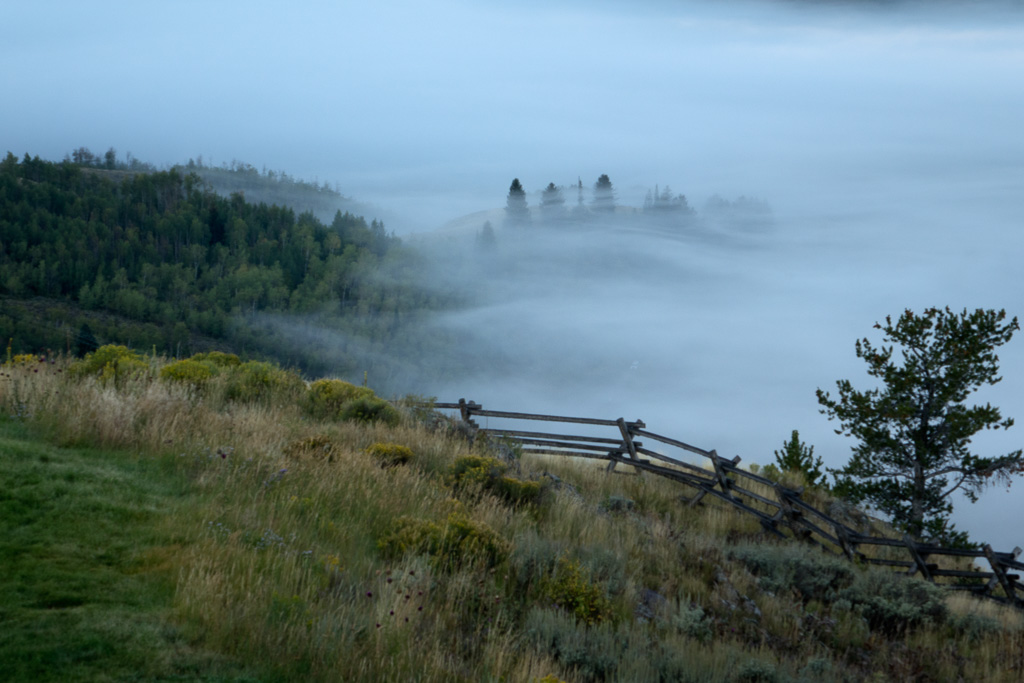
left=0, top=418, right=263, bottom=682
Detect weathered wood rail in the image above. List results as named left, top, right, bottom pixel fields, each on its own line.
left=435, top=399, right=1024, bottom=608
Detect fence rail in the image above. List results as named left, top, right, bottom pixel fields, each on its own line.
left=433, top=399, right=1024, bottom=609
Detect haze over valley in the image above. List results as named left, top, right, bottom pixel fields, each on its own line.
left=5, top=0, right=1024, bottom=547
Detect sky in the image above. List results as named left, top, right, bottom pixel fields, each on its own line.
left=4, top=0, right=1024, bottom=547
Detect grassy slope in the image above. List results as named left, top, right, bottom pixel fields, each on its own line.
left=3, top=353, right=1024, bottom=682
left=0, top=419, right=261, bottom=682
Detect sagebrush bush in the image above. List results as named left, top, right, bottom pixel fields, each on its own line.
left=365, top=442, right=414, bottom=467
left=378, top=512, right=509, bottom=570
left=284, top=435, right=341, bottom=462
left=224, top=360, right=304, bottom=403
left=524, top=607, right=622, bottom=682
left=730, top=543, right=855, bottom=602
left=189, top=351, right=241, bottom=367
left=304, top=379, right=374, bottom=419
left=839, top=569, right=947, bottom=633
left=159, top=358, right=217, bottom=387
left=340, top=395, right=401, bottom=426
left=544, top=557, right=614, bottom=626
left=70, top=344, right=149, bottom=385
left=449, top=455, right=543, bottom=506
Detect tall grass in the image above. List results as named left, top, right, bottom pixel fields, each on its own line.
left=3, top=349, right=1024, bottom=681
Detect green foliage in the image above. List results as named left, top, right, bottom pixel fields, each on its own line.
left=377, top=512, right=509, bottom=570
left=284, top=434, right=341, bottom=462
left=838, top=570, right=948, bottom=634
left=304, top=379, right=374, bottom=419
left=223, top=360, right=303, bottom=403
left=735, top=659, right=779, bottom=683
left=544, top=558, right=614, bottom=626
left=670, top=602, right=712, bottom=642
left=189, top=351, right=241, bottom=367
left=339, top=395, right=400, bottom=426
left=159, top=358, right=217, bottom=387
left=773, top=430, right=824, bottom=487
left=364, top=441, right=414, bottom=467
left=70, top=344, right=148, bottom=384
left=730, top=544, right=855, bottom=603
left=448, top=454, right=543, bottom=506
left=524, top=607, right=622, bottom=681
left=0, top=153, right=446, bottom=385
left=819, top=307, right=1023, bottom=543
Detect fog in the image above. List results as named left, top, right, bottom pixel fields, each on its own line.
left=5, top=0, right=1024, bottom=547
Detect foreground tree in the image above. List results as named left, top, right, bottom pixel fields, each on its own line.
left=818, top=307, right=1023, bottom=544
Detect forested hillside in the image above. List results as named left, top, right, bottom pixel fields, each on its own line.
left=0, top=152, right=455, bottom=384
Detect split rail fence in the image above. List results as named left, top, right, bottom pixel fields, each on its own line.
left=435, top=399, right=1024, bottom=609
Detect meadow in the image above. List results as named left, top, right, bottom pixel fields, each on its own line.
left=2, top=347, right=1024, bottom=682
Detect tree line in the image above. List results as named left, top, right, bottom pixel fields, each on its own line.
left=0, top=152, right=453, bottom=381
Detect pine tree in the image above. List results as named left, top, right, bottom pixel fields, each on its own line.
left=592, top=174, right=615, bottom=213
left=504, top=178, right=530, bottom=227
left=539, top=182, right=565, bottom=224
left=773, top=430, right=824, bottom=487
left=819, top=307, right=1023, bottom=543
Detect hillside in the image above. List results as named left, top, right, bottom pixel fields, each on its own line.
left=0, top=153, right=458, bottom=385
left=2, top=349, right=1022, bottom=682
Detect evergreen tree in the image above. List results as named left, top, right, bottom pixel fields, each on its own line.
left=477, top=220, right=496, bottom=250
left=819, top=307, right=1023, bottom=544
left=592, top=174, right=615, bottom=213
left=504, top=178, right=530, bottom=227
left=539, top=182, right=565, bottom=224
left=773, top=430, right=824, bottom=487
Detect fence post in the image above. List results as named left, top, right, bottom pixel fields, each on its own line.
left=710, top=450, right=738, bottom=502
left=983, top=544, right=1020, bottom=604
left=903, top=535, right=934, bottom=581
left=773, top=484, right=811, bottom=540
left=833, top=524, right=860, bottom=562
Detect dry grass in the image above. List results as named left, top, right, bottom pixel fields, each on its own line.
left=4, top=351, right=1024, bottom=681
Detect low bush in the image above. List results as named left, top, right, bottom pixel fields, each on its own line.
left=378, top=512, right=509, bottom=570
left=223, top=360, right=303, bottom=403
left=69, top=344, right=149, bottom=385
left=304, top=379, right=374, bottom=419
left=544, top=558, right=614, bottom=626
left=839, top=569, right=947, bottom=634
left=524, top=607, right=623, bottom=682
left=364, top=442, right=414, bottom=467
left=448, top=455, right=543, bottom=506
left=339, top=395, right=400, bottom=426
left=730, top=543, right=855, bottom=602
left=159, top=358, right=217, bottom=387
left=284, top=435, right=341, bottom=462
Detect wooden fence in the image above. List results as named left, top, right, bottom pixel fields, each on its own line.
left=435, top=399, right=1024, bottom=608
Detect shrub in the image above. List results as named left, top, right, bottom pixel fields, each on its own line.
left=544, top=558, right=614, bottom=626
left=449, top=455, right=543, bottom=506
left=339, top=395, right=400, bottom=426
left=70, top=344, right=149, bottom=384
left=524, top=607, right=622, bottom=682
left=223, top=360, right=303, bottom=403
left=730, top=543, right=855, bottom=602
left=839, top=569, right=947, bottom=634
left=159, top=358, right=217, bottom=387
left=304, top=379, right=374, bottom=419
left=378, top=512, right=509, bottom=570
left=364, top=442, right=414, bottom=467
left=671, top=601, right=712, bottom=642
left=284, top=435, right=341, bottom=462
left=189, top=351, right=241, bottom=367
